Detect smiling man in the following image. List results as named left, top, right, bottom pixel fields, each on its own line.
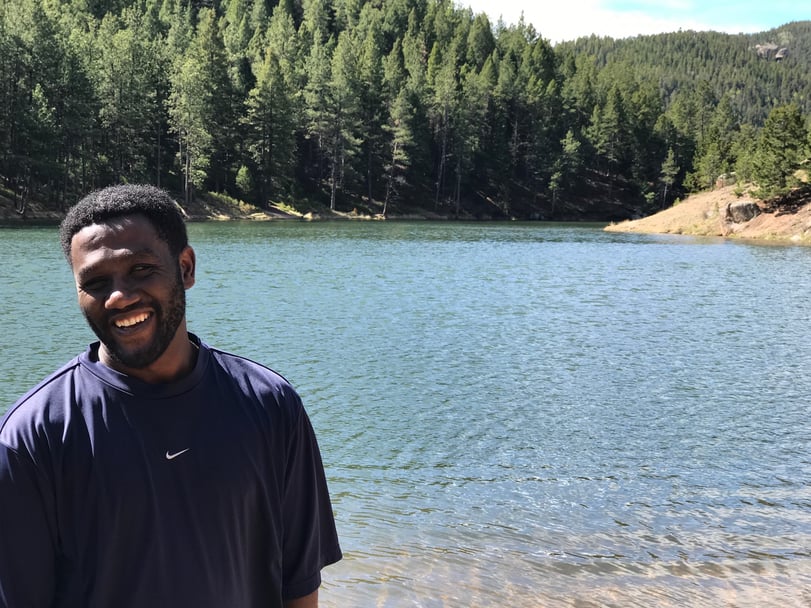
left=0, top=185, right=341, bottom=608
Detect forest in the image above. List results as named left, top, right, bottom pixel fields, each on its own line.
left=0, top=0, right=810, bottom=220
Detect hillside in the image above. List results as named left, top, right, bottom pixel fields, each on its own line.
left=1, top=1, right=809, bottom=223
left=558, top=20, right=811, bottom=123
left=605, top=185, right=811, bottom=244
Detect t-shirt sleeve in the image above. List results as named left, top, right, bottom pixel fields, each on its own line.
left=0, top=442, right=57, bottom=608
left=280, top=396, right=342, bottom=601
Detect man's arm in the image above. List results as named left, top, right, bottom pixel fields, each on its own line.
left=283, top=589, right=318, bottom=608
left=0, top=443, right=56, bottom=607
left=280, top=398, right=341, bottom=605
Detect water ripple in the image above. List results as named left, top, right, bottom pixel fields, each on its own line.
left=5, top=223, right=811, bottom=606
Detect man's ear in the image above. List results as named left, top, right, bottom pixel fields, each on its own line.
left=179, top=246, right=196, bottom=289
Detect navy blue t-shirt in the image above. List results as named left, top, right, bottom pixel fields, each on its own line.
left=0, top=335, right=341, bottom=608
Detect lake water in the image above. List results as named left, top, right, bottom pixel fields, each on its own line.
left=1, top=221, right=810, bottom=607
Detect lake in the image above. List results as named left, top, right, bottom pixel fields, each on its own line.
left=1, top=221, right=810, bottom=607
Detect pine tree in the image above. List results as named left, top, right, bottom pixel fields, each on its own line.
left=382, top=88, right=414, bottom=217
left=551, top=128, right=583, bottom=209
left=659, top=147, right=679, bottom=207
left=325, top=30, right=362, bottom=210
left=465, top=12, right=494, bottom=71
left=244, top=46, right=297, bottom=206
left=587, top=85, right=630, bottom=178
left=302, top=33, right=333, bottom=191
left=93, top=8, right=163, bottom=184
left=241, top=2, right=301, bottom=206
left=732, top=123, right=759, bottom=185
left=168, top=8, right=237, bottom=202
left=690, top=92, right=739, bottom=190
left=303, top=30, right=362, bottom=210
left=427, top=39, right=459, bottom=207
left=354, top=4, right=386, bottom=205
left=753, top=103, right=808, bottom=196
left=520, top=37, right=563, bottom=199
left=381, top=38, right=413, bottom=216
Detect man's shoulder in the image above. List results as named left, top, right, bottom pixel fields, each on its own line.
left=203, top=344, right=302, bottom=407
left=206, top=345, right=291, bottom=385
left=0, top=355, right=83, bottom=446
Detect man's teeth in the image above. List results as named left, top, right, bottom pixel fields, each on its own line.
left=115, top=313, right=149, bottom=328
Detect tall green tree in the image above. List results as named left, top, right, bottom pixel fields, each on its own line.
left=299, top=0, right=333, bottom=51
left=465, top=12, right=494, bottom=71
left=242, top=2, right=300, bottom=206
left=731, top=123, right=758, bottom=185
left=303, top=30, right=362, bottom=210
left=222, top=0, right=255, bottom=97
left=93, top=8, right=165, bottom=185
left=2, top=0, right=98, bottom=206
left=659, top=147, right=679, bottom=207
left=398, top=8, right=432, bottom=186
left=587, top=85, right=631, bottom=178
left=244, top=48, right=297, bottom=206
left=550, top=128, right=584, bottom=213
left=324, top=30, right=362, bottom=209
left=168, top=8, right=237, bottom=203
left=0, top=0, right=45, bottom=201
left=302, top=32, right=332, bottom=188
left=381, top=38, right=414, bottom=216
left=520, top=37, right=562, bottom=199
left=450, top=64, right=488, bottom=215
left=382, top=88, right=414, bottom=217
left=354, top=4, right=387, bottom=205
left=753, top=103, right=808, bottom=196
left=426, top=38, right=460, bottom=207
left=690, top=93, right=739, bottom=190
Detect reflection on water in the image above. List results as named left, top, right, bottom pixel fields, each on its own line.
left=2, top=222, right=811, bottom=606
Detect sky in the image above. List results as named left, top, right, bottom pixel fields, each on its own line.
left=460, top=0, right=809, bottom=43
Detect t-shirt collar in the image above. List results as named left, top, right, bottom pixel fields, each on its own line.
left=78, top=332, right=210, bottom=399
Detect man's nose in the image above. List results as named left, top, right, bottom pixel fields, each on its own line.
left=105, top=279, right=139, bottom=309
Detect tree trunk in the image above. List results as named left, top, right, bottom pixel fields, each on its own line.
left=329, top=142, right=337, bottom=211
left=367, top=146, right=373, bottom=204
left=383, top=141, right=398, bottom=219
left=454, top=157, right=461, bottom=218
left=435, top=106, right=448, bottom=208
left=156, top=121, right=161, bottom=188
left=14, top=176, right=28, bottom=217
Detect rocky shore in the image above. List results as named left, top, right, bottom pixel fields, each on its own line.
left=5, top=185, right=811, bottom=245
left=605, top=185, right=811, bottom=245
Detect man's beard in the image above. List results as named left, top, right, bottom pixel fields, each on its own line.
left=86, top=272, right=186, bottom=370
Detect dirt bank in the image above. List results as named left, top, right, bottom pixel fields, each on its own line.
left=0, top=191, right=301, bottom=223
left=605, top=185, right=811, bottom=245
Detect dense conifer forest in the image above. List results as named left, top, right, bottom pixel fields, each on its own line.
left=0, top=0, right=809, bottom=220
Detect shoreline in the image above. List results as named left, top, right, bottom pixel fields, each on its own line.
left=605, top=185, right=811, bottom=245
left=4, top=186, right=811, bottom=245
left=0, top=191, right=458, bottom=224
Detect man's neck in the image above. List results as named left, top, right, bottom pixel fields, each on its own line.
left=99, top=327, right=198, bottom=384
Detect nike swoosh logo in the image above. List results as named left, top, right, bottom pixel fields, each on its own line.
left=165, top=448, right=191, bottom=460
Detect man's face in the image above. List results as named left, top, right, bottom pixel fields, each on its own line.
left=69, top=214, right=195, bottom=378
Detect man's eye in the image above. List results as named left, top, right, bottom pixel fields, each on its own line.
left=132, top=264, right=154, bottom=274
left=81, top=278, right=108, bottom=293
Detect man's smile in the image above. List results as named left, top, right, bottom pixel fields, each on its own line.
left=113, top=311, right=153, bottom=329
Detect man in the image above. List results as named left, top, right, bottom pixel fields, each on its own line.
left=0, top=185, right=341, bottom=607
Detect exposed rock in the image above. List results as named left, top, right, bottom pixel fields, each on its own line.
left=725, top=200, right=761, bottom=223
left=755, top=43, right=788, bottom=61
left=715, top=173, right=737, bottom=188
left=605, top=185, right=811, bottom=245
left=756, top=43, right=779, bottom=58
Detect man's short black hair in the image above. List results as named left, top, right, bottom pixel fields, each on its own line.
left=60, top=185, right=189, bottom=262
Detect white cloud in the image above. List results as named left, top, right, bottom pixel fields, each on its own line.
left=461, top=0, right=768, bottom=43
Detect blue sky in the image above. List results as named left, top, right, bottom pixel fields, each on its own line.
left=461, top=0, right=808, bottom=43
